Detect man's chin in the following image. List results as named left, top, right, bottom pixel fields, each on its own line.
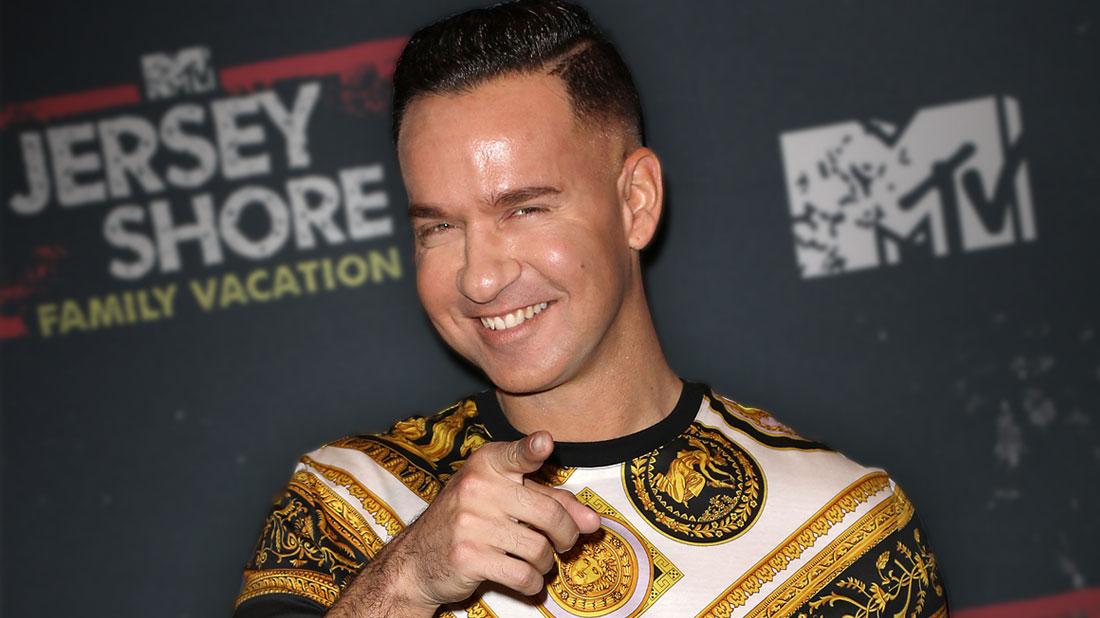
left=480, top=362, right=566, bottom=396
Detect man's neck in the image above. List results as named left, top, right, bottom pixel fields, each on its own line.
left=494, top=297, right=682, bottom=443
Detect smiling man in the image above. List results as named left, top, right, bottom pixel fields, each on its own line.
left=234, top=2, right=949, bottom=617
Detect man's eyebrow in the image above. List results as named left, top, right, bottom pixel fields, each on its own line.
left=407, top=186, right=562, bottom=219
left=488, top=186, right=562, bottom=209
left=407, top=203, right=447, bottom=219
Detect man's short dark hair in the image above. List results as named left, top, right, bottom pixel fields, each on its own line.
left=391, top=0, right=644, bottom=146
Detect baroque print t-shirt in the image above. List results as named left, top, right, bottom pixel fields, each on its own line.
left=234, top=382, right=949, bottom=617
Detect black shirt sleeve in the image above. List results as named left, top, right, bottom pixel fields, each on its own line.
left=792, top=488, right=950, bottom=617
left=233, top=594, right=327, bottom=618
left=232, top=466, right=378, bottom=615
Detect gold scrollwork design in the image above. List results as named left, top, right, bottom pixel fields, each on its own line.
left=713, top=394, right=805, bottom=440
left=302, top=456, right=405, bottom=537
left=236, top=568, right=340, bottom=608
left=331, top=437, right=443, bottom=502
left=802, top=526, right=944, bottom=618
left=550, top=526, right=638, bottom=616
left=537, top=487, right=681, bottom=618
left=730, top=485, right=918, bottom=618
left=626, top=422, right=765, bottom=545
left=383, top=400, right=479, bottom=464
left=697, top=472, right=890, bottom=615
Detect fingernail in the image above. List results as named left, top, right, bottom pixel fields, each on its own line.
left=530, top=433, right=547, bottom=452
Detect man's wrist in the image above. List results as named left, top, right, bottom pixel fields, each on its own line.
left=326, top=532, right=438, bottom=618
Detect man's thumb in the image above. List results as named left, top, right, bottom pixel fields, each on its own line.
left=500, top=431, right=553, bottom=475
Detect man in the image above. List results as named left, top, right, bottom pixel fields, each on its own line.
left=234, top=2, right=949, bottom=617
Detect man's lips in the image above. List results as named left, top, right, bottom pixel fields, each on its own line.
left=475, top=301, right=550, bottom=331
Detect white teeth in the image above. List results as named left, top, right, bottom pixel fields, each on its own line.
left=480, top=302, right=549, bottom=331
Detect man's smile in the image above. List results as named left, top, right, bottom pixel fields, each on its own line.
left=477, top=301, right=552, bottom=331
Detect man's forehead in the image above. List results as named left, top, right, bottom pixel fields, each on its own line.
left=398, top=72, right=576, bottom=151
left=397, top=72, right=614, bottom=206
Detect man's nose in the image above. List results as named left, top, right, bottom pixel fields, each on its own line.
left=457, top=225, right=521, bottom=304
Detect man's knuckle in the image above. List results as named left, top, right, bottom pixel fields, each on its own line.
left=454, top=473, right=485, bottom=496
left=494, top=558, right=516, bottom=582
left=548, top=502, right=570, bottom=529
left=554, top=487, right=580, bottom=504
left=505, top=442, right=522, bottom=467
left=470, top=442, right=495, bottom=458
left=537, top=541, right=555, bottom=573
left=449, top=540, right=475, bottom=565
left=453, top=509, right=477, bottom=530
left=509, top=527, right=530, bottom=552
left=522, top=568, right=544, bottom=594
left=514, top=484, right=535, bottom=508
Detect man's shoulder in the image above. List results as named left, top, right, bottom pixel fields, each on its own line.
left=693, top=388, right=948, bottom=618
left=702, top=387, right=832, bottom=451
left=234, top=398, right=489, bottom=615
left=700, top=386, right=890, bottom=490
left=297, top=394, right=491, bottom=502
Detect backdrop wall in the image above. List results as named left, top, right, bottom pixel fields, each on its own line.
left=2, top=1, right=1098, bottom=616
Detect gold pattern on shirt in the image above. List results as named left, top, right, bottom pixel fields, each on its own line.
left=654, top=434, right=740, bottom=504
left=235, top=471, right=382, bottom=608
left=539, top=487, right=682, bottom=617
left=736, top=485, right=916, bottom=618
left=529, top=463, right=577, bottom=487
left=626, top=422, right=765, bottom=545
left=439, top=598, right=500, bottom=617
left=550, top=526, right=638, bottom=615
left=459, top=424, right=490, bottom=458
left=446, top=422, right=493, bottom=478
left=463, top=600, right=500, bottom=617
left=712, top=394, right=806, bottom=440
left=288, top=468, right=387, bottom=560
left=696, top=472, right=890, bottom=616
left=382, top=400, right=479, bottom=463
left=236, top=568, right=340, bottom=607
left=331, top=436, right=443, bottom=502
left=801, top=527, right=943, bottom=617
left=302, top=456, right=405, bottom=537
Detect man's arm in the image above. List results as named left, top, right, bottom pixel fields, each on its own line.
left=234, top=432, right=600, bottom=617
left=327, top=432, right=601, bottom=616
left=793, top=482, right=950, bottom=617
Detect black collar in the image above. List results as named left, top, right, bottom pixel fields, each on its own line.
left=473, top=381, right=706, bottom=468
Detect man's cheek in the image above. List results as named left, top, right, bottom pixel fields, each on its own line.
left=415, top=266, right=450, bottom=315
left=539, top=237, right=575, bottom=271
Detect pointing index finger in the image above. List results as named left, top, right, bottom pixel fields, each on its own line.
left=525, top=480, right=602, bottom=536
left=495, top=431, right=554, bottom=477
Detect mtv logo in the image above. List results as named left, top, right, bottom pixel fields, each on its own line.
left=141, top=46, right=217, bottom=100
left=779, top=96, right=1036, bottom=279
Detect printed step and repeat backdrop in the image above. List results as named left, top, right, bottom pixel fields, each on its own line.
left=2, top=1, right=1098, bottom=616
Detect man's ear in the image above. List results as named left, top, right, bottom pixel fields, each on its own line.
left=618, top=147, right=664, bottom=251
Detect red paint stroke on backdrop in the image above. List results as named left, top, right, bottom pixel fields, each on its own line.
left=0, top=35, right=407, bottom=130
left=0, top=245, right=68, bottom=340
left=955, top=586, right=1100, bottom=618
left=219, top=36, right=408, bottom=115
left=0, top=85, right=141, bottom=130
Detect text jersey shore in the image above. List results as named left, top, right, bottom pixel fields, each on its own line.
left=234, top=382, right=948, bottom=617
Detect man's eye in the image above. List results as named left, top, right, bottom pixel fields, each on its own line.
left=511, top=206, right=546, bottom=218
left=417, top=222, right=454, bottom=239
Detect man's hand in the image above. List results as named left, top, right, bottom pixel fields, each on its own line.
left=327, top=431, right=602, bottom=617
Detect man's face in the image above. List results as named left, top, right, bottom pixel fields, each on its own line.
left=398, top=72, right=635, bottom=394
